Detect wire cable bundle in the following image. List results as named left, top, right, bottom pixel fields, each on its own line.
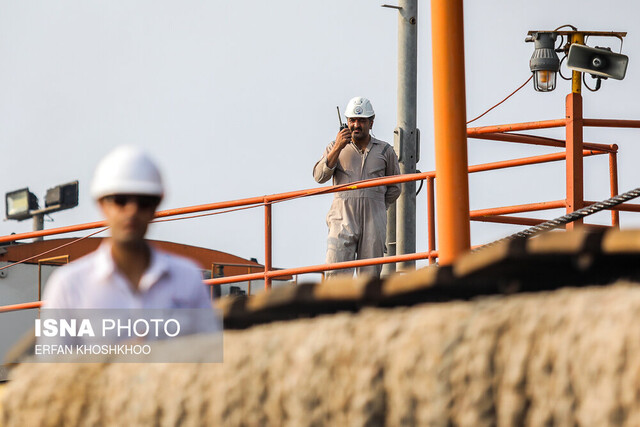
left=479, top=187, right=640, bottom=250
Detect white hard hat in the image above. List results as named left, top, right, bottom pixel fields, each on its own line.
left=90, top=146, right=164, bottom=200
left=344, top=96, right=375, bottom=118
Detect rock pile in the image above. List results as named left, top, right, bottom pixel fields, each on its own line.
left=4, top=282, right=640, bottom=426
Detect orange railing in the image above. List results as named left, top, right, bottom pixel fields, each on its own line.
left=0, top=301, right=43, bottom=313
left=0, top=171, right=434, bottom=299
left=465, top=116, right=640, bottom=233
left=209, top=262, right=278, bottom=297
left=2, top=115, right=640, bottom=313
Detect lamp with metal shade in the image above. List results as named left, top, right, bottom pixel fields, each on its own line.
left=527, top=32, right=560, bottom=92
left=5, top=181, right=79, bottom=242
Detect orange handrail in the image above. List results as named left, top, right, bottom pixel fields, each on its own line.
left=470, top=132, right=618, bottom=153
left=468, top=150, right=605, bottom=173
left=471, top=201, right=566, bottom=217
left=583, top=119, right=640, bottom=128
left=1, top=106, right=639, bottom=312
left=0, top=301, right=43, bottom=313
left=0, top=174, right=428, bottom=245
left=0, top=146, right=619, bottom=298
left=467, top=119, right=568, bottom=135
left=205, top=251, right=431, bottom=286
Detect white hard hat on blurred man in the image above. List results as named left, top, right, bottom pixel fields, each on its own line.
left=43, top=144, right=219, bottom=318
left=344, top=96, right=375, bottom=118
left=90, top=146, right=164, bottom=201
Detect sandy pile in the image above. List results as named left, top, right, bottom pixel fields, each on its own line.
left=4, top=282, right=640, bottom=426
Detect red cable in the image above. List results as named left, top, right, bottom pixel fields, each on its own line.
left=0, top=228, right=108, bottom=271
left=151, top=181, right=363, bottom=223
left=467, top=75, right=533, bottom=125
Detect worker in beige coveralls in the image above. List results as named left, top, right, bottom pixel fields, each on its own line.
left=313, top=97, right=401, bottom=278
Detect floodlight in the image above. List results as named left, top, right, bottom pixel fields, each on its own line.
left=6, top=181, right=79, bottom=240
left=5, top=188, right=39, bottom=221
left=45, top=181, right=79, bottom=210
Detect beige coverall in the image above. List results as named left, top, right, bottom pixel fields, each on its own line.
left=313, top=137, right=401, bottom=277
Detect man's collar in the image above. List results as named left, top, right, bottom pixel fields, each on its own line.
left=93, top=240, right=171, bottom=291
left=351, top=136, right=376, bottom=152
left=93, top=241, right=117, bottom=282
left=364, top=137, right=378, bottom=153
left=139, top=247, right=171, bottom=292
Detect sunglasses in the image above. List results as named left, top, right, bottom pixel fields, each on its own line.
left=103, top=195, right=160, bottom=209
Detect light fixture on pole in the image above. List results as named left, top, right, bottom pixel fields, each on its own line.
left=526, top=28, right=628, bottom=93
left=44, top=181, right=79, bottom=210
left=526, top=32, right=560, bottom=92
left=5, top=181, right=79, bottom=242
left=5, top=188, right=39, bottom=221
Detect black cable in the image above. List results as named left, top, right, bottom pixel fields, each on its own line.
left=416, top=171, right=424, bottom=196
left=554, top=24, right=578, bottom=32
left=477, top=187, right=640, bottom=250
left=583, top=74, right=602, bottom=92
left=555, top=34, right=565, bottom=52
left=558, top=54, right=572, bottom=81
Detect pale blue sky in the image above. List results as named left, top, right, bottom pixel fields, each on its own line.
left=1, top=0, right=639, bottom=272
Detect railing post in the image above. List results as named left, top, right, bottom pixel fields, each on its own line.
left=426, top=177, right=436, bottom=265
left=565, top=92, right=584, bottom=229
left=264, top=199, right=272, bottom=290
left=609, top=151, right=620, bottom=227
left=566, top=32, right=584, bottom=230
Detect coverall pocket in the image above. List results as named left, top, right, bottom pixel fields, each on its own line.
left=326, top=205, right=343, bottom=227
left=369, top=166, right=386, bottom=177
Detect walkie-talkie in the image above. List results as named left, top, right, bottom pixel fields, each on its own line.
left=336, top=106, right=348, bottom=130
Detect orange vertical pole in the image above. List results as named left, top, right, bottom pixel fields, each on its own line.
left=566, top=33, right=584, bottom=230
left=565, top=93, right=584, bottom=229
left=426, top=177, right=436, bottom=265
left=431, top=0, right=471, bottom=264
left=609, top=152, right=620, bottom=227
left=264, top=201, right=272, bottom=290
